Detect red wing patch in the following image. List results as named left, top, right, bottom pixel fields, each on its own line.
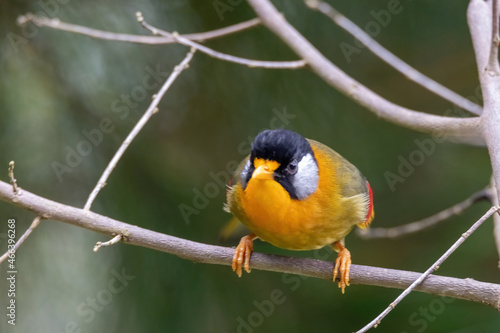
left=364, top=181, right=375, bottom=225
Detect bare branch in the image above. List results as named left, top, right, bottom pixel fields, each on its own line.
left=488, top=0, right=500, bottom=73
left=468, top=0, right=493, bottom=75
left=358, top=188, right=491, bottom=239
left=0, top=161, right=44, bottom=264
left=83, top=48, right=196, bottom=210
left=136, top=12, right=306, bottom=69
left=17, top=13, right=261, bottom=45
left=93, top=234, right=123, bottom=252
left=356, top=206, right=500, bottom=333
left=8, top=161, right=19, bottom=195
left=246, top=0, right=481, bottom=137
left=17, top=13, right=304, bottom=69
left=305, top=0, right=482, bottom=115
left=1, top=180, right=500, bottom=309
left=475, top=0, right=500, bottom=254
left=490, top=177, right=500, bottom=267
left=0, top=216, right=42, bottom=264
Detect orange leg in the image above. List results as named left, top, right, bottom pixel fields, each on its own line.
left=332, top=241, right=351, bottom=294
left=232, top=234, right=256, bottom=277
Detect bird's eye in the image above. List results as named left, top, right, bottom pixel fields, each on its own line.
left=287, top=159, right=298, bottom=174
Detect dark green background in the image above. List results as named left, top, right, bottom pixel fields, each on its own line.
left=0, top=0, right=498, bottom=332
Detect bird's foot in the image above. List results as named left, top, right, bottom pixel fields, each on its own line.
left=232, top=234, right=255, bottom=277
left=333, top=243, right=351, bottom=294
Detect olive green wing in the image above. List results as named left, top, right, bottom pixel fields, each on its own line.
left=308, top=139, right=374, bottom=227
left=307, top=139, right=368, bottom=198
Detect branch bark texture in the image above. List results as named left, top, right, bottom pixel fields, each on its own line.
left=246, top=0, right=480, bottom=137
left=469, top=0, right=500, bottom=232
left=1, top=180, right=499, bottom=310
left=307, top=0, right=482, bottom=115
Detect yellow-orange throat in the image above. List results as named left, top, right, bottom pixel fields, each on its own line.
left=240, top=157, right=325, bottom=243
left=242, top=158, right=289, bottom=230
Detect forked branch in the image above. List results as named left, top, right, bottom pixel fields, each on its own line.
left=84, top=48, right=196, bottom=210
left=0, top=180, right=499, bottom=310
left=246, top=0, right=481, bottom=137
left=0, top=162, right=43, bottom=265
left=305, top=0, right=482, bottom=115
left=356, top=206, right=500, bottom=332
left=18, top=13, right=261, bottom=45
left=18, top=13, right=306, bottom=70
left=136, top=12, right=306, bottom=69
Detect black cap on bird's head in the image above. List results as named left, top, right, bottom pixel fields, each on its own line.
left=240, top=129, right=319, bottom=200
left=250, top=129, right=313, bottom=163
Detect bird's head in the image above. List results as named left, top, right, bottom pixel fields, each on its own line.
left=240, top=129, right=319, bottom=200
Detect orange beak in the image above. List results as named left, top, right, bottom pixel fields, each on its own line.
left=251, top=159, right=280, bottom=180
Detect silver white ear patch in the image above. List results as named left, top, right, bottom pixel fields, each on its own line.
left=240, top=160, right=251, bottom=189
left=293, top=153, right=319, bottom=200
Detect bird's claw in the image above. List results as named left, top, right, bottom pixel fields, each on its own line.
left=232, top=234, right=254, bottom=277
left=333, top=246, right=351, bottom=294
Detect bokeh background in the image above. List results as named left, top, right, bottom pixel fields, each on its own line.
left=0, top=0, right=499, bottom=332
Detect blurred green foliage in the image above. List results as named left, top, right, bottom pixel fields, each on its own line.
left=0, top=0, right=498, bottom=332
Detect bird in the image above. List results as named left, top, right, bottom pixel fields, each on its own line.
left=225, top=129, right=374, bottom=293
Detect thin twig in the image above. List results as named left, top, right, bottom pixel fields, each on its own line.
left=18, top=12, right=305, bottom=69
left=487, top=0, right=500, bottom=72
left=0, top=216, right=43, bottom=264
left=136, top=12, right=307, bottom=69
left=358, top=188, right=492, bottom=239
left=356, top=206, right=500, bottom=333
left=17, top=13, right=261, bottom=45
left=0, top=162, right=43, bottom=264
left=1, top=180, right=500, bottom=309
left=83, top=48, right=196, bottom=210
left=93, top=234, right=123, bottom=252
left=305, top=0, right=483, bottom=115
left=8, top=161, right=19, bottom=195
